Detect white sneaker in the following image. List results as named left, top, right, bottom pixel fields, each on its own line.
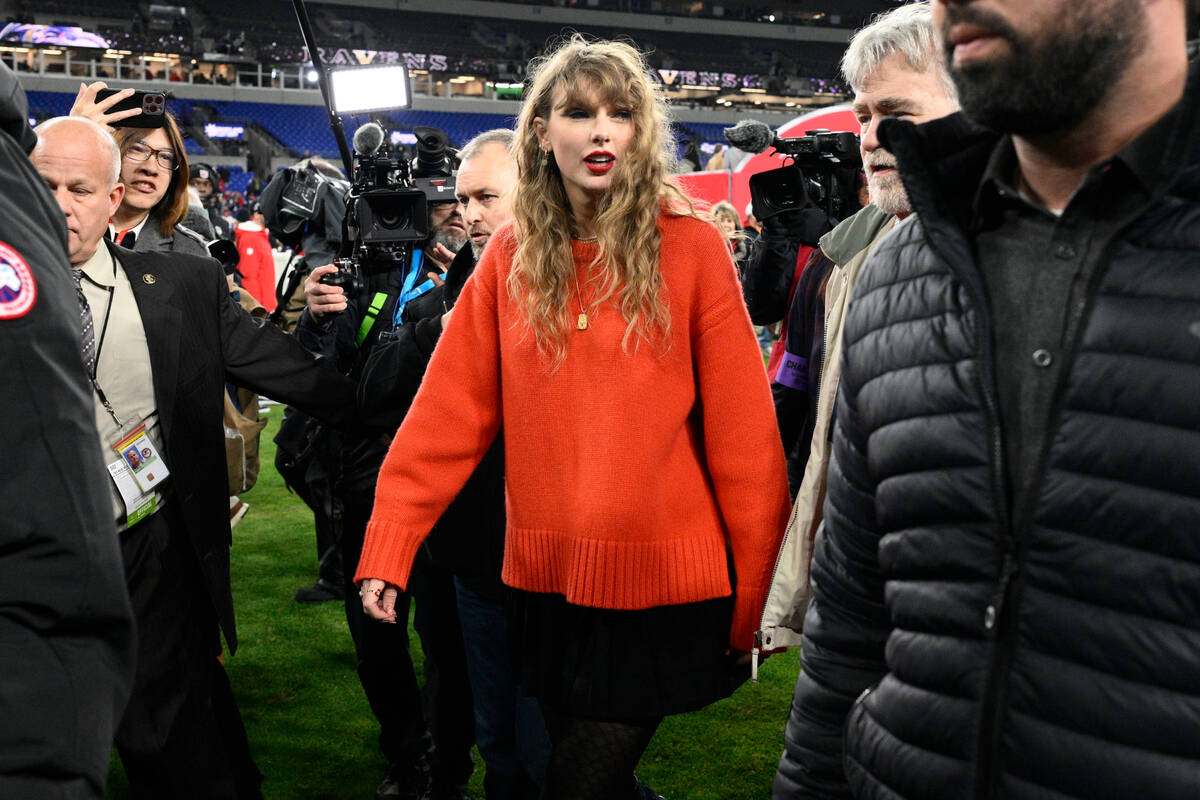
left=229, top=497, right=250, bottom=528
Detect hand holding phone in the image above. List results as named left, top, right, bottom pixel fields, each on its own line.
left=70, top=81, right=164, bottom=128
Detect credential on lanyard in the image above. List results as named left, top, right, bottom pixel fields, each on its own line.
left=391, top=248, right=436, bottom=328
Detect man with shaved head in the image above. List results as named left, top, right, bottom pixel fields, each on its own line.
left=30, top=116, right=124, bottom=268
left=356, top=128, right=550, bottom=800
left=31, top=115, right=359, bottom=799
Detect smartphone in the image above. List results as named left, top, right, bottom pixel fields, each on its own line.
left=94, top=88, right=167, bottom=128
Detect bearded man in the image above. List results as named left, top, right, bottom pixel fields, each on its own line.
left=780, top=0, right=1200, bottom=797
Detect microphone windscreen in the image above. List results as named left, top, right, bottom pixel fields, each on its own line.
left=353, top=122, right=386, bottom=156
left=723, top=119, right=775, bottom=154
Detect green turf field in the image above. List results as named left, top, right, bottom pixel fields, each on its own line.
left=108, top=408, right=801, bottom=799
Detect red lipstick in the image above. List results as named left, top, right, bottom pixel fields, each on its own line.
left=584, top=150, right=615, bottom=175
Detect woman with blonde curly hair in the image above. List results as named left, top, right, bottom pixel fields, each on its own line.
left=711, top=200, right=749, bottom=264
left=357, top=36, right=790, bottom=799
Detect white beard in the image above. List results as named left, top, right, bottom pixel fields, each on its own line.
left=867, top=171, right=912, bottom=217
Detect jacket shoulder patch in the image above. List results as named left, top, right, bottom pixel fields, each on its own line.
left=0, top=241, right=37, bottom=319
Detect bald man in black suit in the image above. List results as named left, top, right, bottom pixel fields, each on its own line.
left=31, top=112, right=358, bottom=799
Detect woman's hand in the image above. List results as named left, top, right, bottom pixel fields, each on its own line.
left=69, top=82, right=144, bottom=127
left=359, top=578, right=401, bottom=622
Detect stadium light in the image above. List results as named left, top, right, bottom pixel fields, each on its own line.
left=328, top=64, right=411, bottom=114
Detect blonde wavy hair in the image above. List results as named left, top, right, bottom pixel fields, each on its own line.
left=710, top=201, right=742, bottom=234
left=510, top=35, right=696, bottom=366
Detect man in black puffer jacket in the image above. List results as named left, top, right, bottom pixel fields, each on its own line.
left=785, top=0, right=1200, bottom=797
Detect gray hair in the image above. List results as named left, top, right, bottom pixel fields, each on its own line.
left=458, top=128, right=515, bottom=163
left=33, top=116, right=122, bottom=188
left=841, top=2, right=957, bottom=101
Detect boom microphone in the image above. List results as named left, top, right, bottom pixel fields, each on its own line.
left=723, top=119, right=776, bottom=154
left=352, top=121, right=386, bottom=157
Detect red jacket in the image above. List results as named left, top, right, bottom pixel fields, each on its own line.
left=233, top=222, right=275, bottom=311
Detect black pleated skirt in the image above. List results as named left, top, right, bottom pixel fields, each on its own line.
left=509, top=589, right=750, bottom=720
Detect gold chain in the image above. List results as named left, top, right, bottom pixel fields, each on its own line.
left=573, top=270, right=589, bottom=331
left=571, top=236, right=597, bottom=330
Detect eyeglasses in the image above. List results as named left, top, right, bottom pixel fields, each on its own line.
left=125, top=141, right=179, bottom=171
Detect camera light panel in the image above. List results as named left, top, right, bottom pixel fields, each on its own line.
left=329, top=64, right=411, bottom=115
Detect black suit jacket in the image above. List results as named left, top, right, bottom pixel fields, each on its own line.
left=110, top=242, right=356, bottom=651
left=1, top=63, right=135, bottom=798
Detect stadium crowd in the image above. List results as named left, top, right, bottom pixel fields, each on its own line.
left=5, top=0, right=857, bottom=98
left=2, top=1, right=1200, bottom=799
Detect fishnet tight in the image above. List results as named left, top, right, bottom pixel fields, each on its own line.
left=538, top=705, right=663, bottom=800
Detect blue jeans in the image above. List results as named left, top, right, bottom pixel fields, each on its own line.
left=756, top=324, right=775, bottom=352
left=454, top=578, right=550, bottom=800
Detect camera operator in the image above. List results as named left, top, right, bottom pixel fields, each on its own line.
left=256, top=155, right=351, bottom=605
left=298, top=166, right=476, bottom=799
left=767, top=4, right=957, bottom=495
left=738, top=201, right=816, bottom=334
left=425, top=192, right=467, bottom=272
left=355, top=129, right=551, bottom=800
left=731, top=127, right=862, bottom=386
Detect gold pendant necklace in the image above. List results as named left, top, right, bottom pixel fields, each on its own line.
left=573, top=272, right=589, bottom=331
left=572, top=234, right=597, bottom=331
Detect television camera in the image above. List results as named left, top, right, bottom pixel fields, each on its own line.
left=318, top=120, right=457, bottom=293
left=724, top=120, right=863, bottom=246
left=258, top=56, right=458, bottom=300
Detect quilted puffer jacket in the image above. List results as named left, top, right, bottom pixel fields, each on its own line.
left=779, top=57, right=1200, bottom=800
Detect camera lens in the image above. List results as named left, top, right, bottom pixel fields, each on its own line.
left=378, top=204, right=409, bottom=230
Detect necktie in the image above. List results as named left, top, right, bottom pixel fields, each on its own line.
left=72, top=268, right=97, bottom=376
left=118, top=229, right=136, bottom=248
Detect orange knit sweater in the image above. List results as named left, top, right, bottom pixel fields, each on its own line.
left=356, top=212, right=791, bottom=651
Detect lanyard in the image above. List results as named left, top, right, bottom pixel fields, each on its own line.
left=390, top=248, right=436, bottom=329
left=87, top=259, right=122, bottom=428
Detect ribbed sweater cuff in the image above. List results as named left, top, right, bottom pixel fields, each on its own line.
left=731, top=585, right=769, bottom=653
left=353, top=517, right=425, bottom=589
